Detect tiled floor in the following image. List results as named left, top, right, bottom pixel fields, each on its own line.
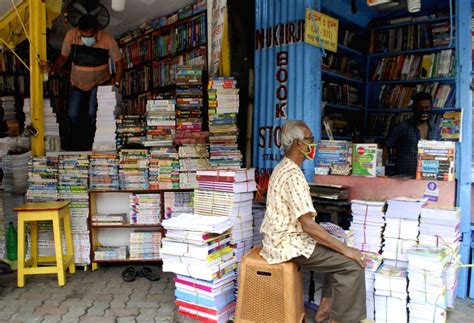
left=0, top=265, right=473, bottom=322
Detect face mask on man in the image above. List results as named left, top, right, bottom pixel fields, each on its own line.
left=300, top=141, right=317, bottom=161
left=81, top=36, right=96, bottom=47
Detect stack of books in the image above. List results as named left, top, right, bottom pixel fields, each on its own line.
left=24, top=98, right=60, bottom=151
left=164, top=191, right=194, bottom=219
left=26, top=157, right=59, bottom=202
left=2, top=151, right=30, bottom=194
left=88, top=153, right=120, bottom=190
left=315, top=140, right=352, bottom=168
left=93, top=86, right=118, bottom=151
left=91, top=213, right=127, bottom=226
left=350, top=199, right=385, bottom=254
left=252, top=203, right=265, bottom=247
left=129, top=193, right=161, bottom=225
left=374, top=264, right=408, bottom=323
left=144, top=99, right=176, bottom=148
left=58, top=154, right=91, bottom=265
left=0, top=96, right=15, bottom=121
left=407, top=246, right=450, bottom=323
left=0, top=190, right=5, bottom=259
left=115, top=115, right=146, bottom=149
left=208, top=77, right=242, bottom=169
left=383, top=197, right=427, bottom=268
left=363, top=252, right=383, bottom=321
left=149, top=148, right=179, bottom=189
left=416, top=140, right=455, bottom=181
left=178, top=144, right=209, bottom=189
left=175, top=66, right=203, bottom=137
left=419, top=207, right=460, bottom=308
left=118, top=149, right=149, bottom=189
left=129, top=231, right=161, bottom=260
left=161, top=214, right=236, bottom=322
left=94, top=246, right=128, bottom=260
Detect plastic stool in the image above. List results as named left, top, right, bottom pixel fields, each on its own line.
left=14, top=201, right=75, bottom=287
left=235, top=247, right=305, bottom=323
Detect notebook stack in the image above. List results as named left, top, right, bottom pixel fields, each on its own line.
left=407, top=246, right=450, bottom=323
left=91, top=213, right=127, bottom=226
left=119, top=149, right=149, bottom=189
left=252, top=203, right=265, bottom=247
left=149, top=148, right=179, bottom=189
left=164, top=191, right=194, bottom=219
left=88, top=153, right=120, bottom=190
left=129, top=231, right=161, bottom=260
left=161, top=214, right=236, bottom=322
left=178, top=144, right=209, bottom=189
left=350, top=200, right=386, bottom=254
left=129, top=193, right=161, bottom=225
left=419, top=207, right=460, bottom=308
left=26, top=157, right=59, bottom=202
left=115, top=115, right=146, bottom=149
left=0, top=96, right=15, bottom=121
left=58, top=155, right=90, bottom=265
left=175, top=66, right=204, bottom=137
left=363, top=252, right=383, bottom=321
left=208, top=77, right=242, bottom=169
left=383, top=197, right=427, bottom=268
left=93, top=86, right=118, bottom=151
left=374, top=264, right=408, bottom=323
left=416, top=140, right=455, bottom=181
left=2, top=151, right=30, bottom=194
left=94, top=246, right=128, bottom=260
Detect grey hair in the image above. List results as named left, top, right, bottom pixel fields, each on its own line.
left=281, top=120, right=308, bottom=152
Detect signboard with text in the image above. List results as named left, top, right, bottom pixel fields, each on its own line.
left=304, top=8, right=339, bottom=52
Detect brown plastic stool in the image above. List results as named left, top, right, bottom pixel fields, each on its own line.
left=235, top=247, right=305, bottom=323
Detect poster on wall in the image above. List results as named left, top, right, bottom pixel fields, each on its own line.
left=304, top=8, right=339, bottom=53
left=208, top=0, right=227, bottom=77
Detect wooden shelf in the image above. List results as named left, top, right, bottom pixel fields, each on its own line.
left=322, top=69, right=364, bottom=84
left=93, top=258, right=162, bottom=263
left=370, top=16, right=452, bottom=31
left=89, top=188, right=193, bottom=194
left=91, top=224, right=162, bottom=229
left=368, top=45, right=455, bottom=57
left=152, top=42, right=206, bottom=63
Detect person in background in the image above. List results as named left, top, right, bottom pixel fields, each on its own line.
left=46, top=14, right=123, bottom=150
left=260, top=120, right=367, bottom=323
left=386, top=92, right=441, bottom=177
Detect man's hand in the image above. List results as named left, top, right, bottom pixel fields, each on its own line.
left=343, top=247, right=366, bottom=268
left=40, top=60, right=55, bottom=75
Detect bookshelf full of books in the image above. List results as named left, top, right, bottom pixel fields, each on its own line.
left=365, top=12, right=456, bottom=140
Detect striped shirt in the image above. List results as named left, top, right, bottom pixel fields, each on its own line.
left=260, top=157, right=317, bottom=264
left=61, top=28, right=122, bottom=91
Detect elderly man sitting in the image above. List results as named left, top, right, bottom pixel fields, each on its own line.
left=260, top=120, right=367, bottom=323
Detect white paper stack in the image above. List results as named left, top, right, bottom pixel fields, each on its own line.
left=93, top=86, right=117, bottom=151
left=363, top=252, right=383, bottom=321
left=407, top=246, right=450, bottom=323
left=0, top=96, right=16, bottom=121
left=252, top=203, right=265, bottom=247
left=383, top=197, right=427, bottom=268
left=129, top=231, right=161, bottom=260
left=129, top=193, right=161, bottom=225
left=419, top=207, right=460, bottom=308
left=164, top=191, right=194, bottom=219
left=374, top=264, right=408, bottom=323
left=350, top=200, right=385, bottom=253
left=2, top=151, right=30, bottom=194
left=161, top=214, right=236, bottom=322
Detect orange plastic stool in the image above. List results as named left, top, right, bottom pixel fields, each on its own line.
left=235, top=247, right=305, bottom=323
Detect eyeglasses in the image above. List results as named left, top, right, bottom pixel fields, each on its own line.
left=303, top=136, right=314, bottom=142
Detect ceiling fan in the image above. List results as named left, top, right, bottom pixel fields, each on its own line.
left=64, top=0, right=111, bottom=29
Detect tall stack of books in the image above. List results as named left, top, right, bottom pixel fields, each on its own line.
left=2, top=151, right=31, bottom=194
left=208, top=77, right=242, bottom=169
left=0, top=96, right=15, bottom=121
left=383, top=197, right=427, bottom=268
left=175, top=66, right=204, bottom=137
left=129, top=231, right=161, bottom=260
left=164, top=191, right=194, bottom=219
left=93, top=86, right=118, bottom=151
left=419, top=207, right=460, bottom=308
left=374, top=264, right=408, bottom=323
left=363, top=252, right=383, bottom=321
left=149, top=148, right=179, bottom=189
left=350, top=200, right=385, bottom=254
left=58, top=155, right=90, bottom=265
left=416, top=140, right=455, bottom=181
left=407, top=246, right=450, bottom=323
left=24, top=98, right=60, bottom=151
left=129, top=193, right=161, bottom=225
left=118, top=149, right=149, bottom=189
left=115, top=115, right=146, bottom=149
left=89, top=153, right=120, bottom=190
left=161, top=214, right=236, bottom=322
left=26, top=157, right=59, bottom=202
left=178, top=144, right=209, bottom=189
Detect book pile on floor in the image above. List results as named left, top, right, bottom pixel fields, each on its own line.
left=350, top=200, right=385, bottom=253
left=407, top=246, right=450, bottom=323
left=0, top=190, right=5, bottom=259
left=129, top=193, right=161, bottom=225
left=416, top=140, right=455, bottom=181
left=208, top=77, right=242, bottom=168
left=162, top=214, right=236, bottom=322
left=164, top=191, right=194, bottom=219
left=374, top=264, right=408, bottom=323
left=0, top=96, right=15, bottom=121
left=2, top=151, right=30, bottom=193
left=119, top=149, right=149, bottom=189
left=93, top=86, right=118, bottom=151
left=363, top=252, right=383, bottom=321
left=251, top=203, right=265, bottom=247
left=26, top=157, right=59, bottom=202
left=24, top=98, right=60, bottom=151
left=129, top=231, right=161, bottom=260
left=89, top=153, right=120, bottom=190
left=94, top=246, right=127, bottom=260
left=383, top=197, right=426, bottom=268
left=116, top=115, right=146, bottom=149
left=178, top=144, right=209, bottom=189
left=91, top=213, right=126, bottom=226
left=419, top=207, right=460, bottom=308
left=58, top=155, right=91, bottom=265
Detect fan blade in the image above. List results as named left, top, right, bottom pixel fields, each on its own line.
left=72, top=3, right=88, bottom=14
left=89, top=6, right=103, bottom=16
